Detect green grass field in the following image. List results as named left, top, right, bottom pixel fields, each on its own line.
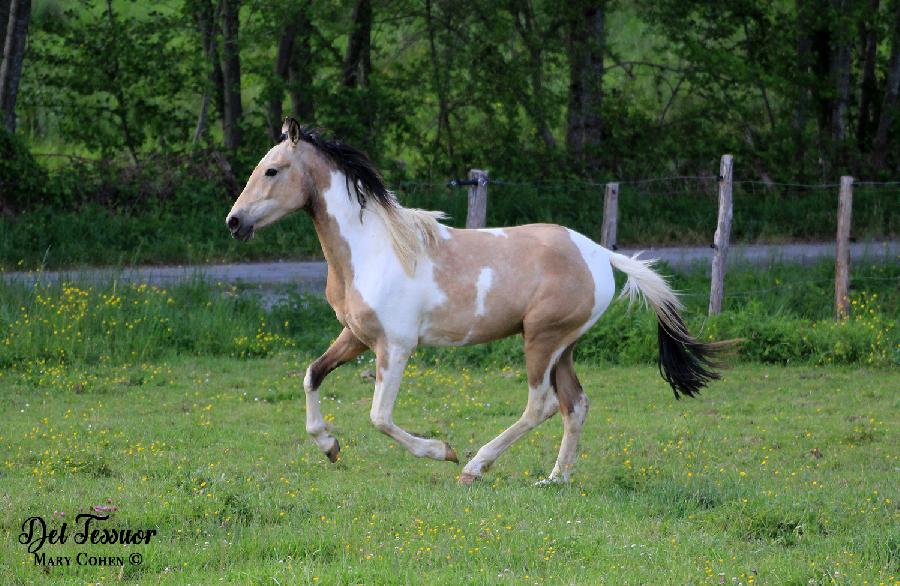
left=0, top=357, right=897, bottom=584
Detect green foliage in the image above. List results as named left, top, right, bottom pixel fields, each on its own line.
left=17, top=0, right=899, bottom=181
left=23, top=1, right=195, bottom=158
left=0, top=280, right=298, bottom=370
left=1, top=263, right=894, bottom=374
left=1, top=0, right=895, bottom=270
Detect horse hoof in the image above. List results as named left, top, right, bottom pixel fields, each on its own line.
left=325, top=439, right=340, bottom=463
left=534, top=477, right=563, bottom=487
left=458, top=471, right=479, bottom=485
left=443, top=442, right=459, bottom=464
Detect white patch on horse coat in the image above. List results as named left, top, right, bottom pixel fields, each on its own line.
left=437, top=223, right=452, bottom=240
left=474, top=267, right=493, bottom=317
left=478, top=228, right=508, bottom=238
left=566, top=229, right=616, bottom=331
left=322, top=172, right=446, bottom=348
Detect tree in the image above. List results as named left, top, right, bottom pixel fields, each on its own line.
left=286, top=4, right=314, bottom=125
left=566, top=0, right=605, bottom=174
left=510, top=0, right=558, bottom=150
left=424, top=0, right=456, bottom=170
left=0, top=0, right=10, bottom=63
left=0, top=0, right=31, bottom=133
left=20, top=2, right=192, bottom=158
left=856, top=0, right=881, bottom=152
left=872, top=0, right=900, bottom=169
left=829, top=0, right=852, bottom=166
left=342, top=0, right=371, bottom=88
left=189, top=0, right=225, bottom=146
left=220, top=0, right=242, bottom=150
left=266, top=1, right=314, bottom=142
left=794, top=0, right=813, bottom=166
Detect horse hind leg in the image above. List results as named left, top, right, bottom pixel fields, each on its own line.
left=459, top=332, right=566, bottom=485
left=539, top=345, right=589, bottom=485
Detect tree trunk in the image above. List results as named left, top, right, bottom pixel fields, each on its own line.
left=830, top=0, right=851, bottom=153
left=0, top=0, right=30, bottom=133
left=268, top=21, right=296, bottom=141
left=343, top=0, right=371, bottom=88
left=856, top=0, right=880, bottom=152
left=872, top=0, right=900, bottom=168
left=288, top=5, right=314, bottom=124
left=809, top=0, right=832, bottom=151
left=566, top=0, right=605, bottom=174
left=192, top=0, right=224, bottom=146
left=0, top=0, right=10, bottom=60
left=193, top=90, right=211, bottom=147
left=794, top=0, right=814, bottom=174
left=219, top=0, right=242, bottom=151
left=425, top=0, right=454, bottom=167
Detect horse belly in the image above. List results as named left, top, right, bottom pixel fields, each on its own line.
left=418, top=282, right=529, bottom=347
left=419, top=311, right=524, bottom=347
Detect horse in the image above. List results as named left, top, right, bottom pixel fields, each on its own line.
left=226, top=118, right=726, bottom=485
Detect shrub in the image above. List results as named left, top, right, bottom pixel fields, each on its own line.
left=0, top=129, right=46, bottom=213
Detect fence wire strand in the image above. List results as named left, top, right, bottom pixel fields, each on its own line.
left=678, top=274, right=898, bottom=299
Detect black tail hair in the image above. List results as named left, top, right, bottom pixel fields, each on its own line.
left=656, top=306, right=724, bottom=399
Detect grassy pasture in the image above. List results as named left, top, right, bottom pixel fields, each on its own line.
left=0, top=266, right=896, bottom=583
left=0, top=358, right=897, bottom=584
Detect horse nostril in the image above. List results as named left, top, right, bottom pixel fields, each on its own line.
left=227, top=216, right=240, bottom=231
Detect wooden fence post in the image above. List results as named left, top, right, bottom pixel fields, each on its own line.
left=834, top=176, right=853, bottom=319
left=466, top=169, right=488, bottom=228
left=708, top=154, right=734, bottom=316
left=600, top=182, right=619, bottom=249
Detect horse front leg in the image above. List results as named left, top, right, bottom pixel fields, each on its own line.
left=304, top=327, right=368, bottom=462
left=370, top=343, right=459, bottom=462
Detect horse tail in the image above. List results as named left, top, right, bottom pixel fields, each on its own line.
left=607, top=252, right=728, bottom=399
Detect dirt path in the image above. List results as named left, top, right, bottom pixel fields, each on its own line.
left=3, top=240, right=897, bottom=293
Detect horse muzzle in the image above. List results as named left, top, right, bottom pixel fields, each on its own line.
left=226, top=214, right=255, bottom=241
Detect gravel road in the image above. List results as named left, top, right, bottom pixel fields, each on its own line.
left=3, top=240, right=897, bottom=294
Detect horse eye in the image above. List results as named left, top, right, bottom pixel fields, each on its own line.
left=265, top=168, right=278, bottom=177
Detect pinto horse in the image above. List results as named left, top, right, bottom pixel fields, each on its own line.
left=226, top=119, right=725, bottom=485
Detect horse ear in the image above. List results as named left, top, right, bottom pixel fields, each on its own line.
left=281, top=118, right=301, bottom=144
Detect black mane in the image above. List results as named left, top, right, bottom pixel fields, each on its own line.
left=280, top=125, right=395, bottom=211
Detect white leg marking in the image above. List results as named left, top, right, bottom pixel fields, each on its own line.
left=461, top=344, right=569, bottom=482
left=304, top=367, right=338, bottom=454
left=545, top=395, right=589, bottom=483
left=461, top=381, right=557, bottom=480
left=370, top=346, right=450, bottom=460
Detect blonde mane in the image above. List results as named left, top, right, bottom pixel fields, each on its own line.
left=366, top=192, right=447, bottom=276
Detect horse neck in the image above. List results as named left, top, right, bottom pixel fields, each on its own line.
left=308, top=171, right=392, bottom=278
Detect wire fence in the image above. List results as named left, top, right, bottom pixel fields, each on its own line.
left=677, top=274, right=898, bottom=299
left=395, top=173, right=899, bottom=310
left=396, top=176, right=899, bottom=247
